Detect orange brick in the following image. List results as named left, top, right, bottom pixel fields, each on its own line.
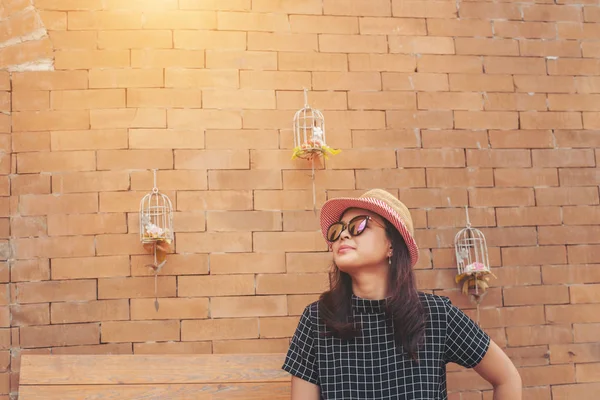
left=456, top=38, right=518, bottom=56
left=0, top=39, right=53, bottom=69
left=574, top=323, right=600, bottom=343
left=348, top=92, right=415, bottom=110
left=130, top=170, right=206, bottom=191
left=427, top=208, right=496, bottom=229
left=564, top=206, right=600, bottom=226
left=470, top=188, right=535, bottom=207
left=11, top=175, right=50, bottom=196
left=131, top=253, right=208, bottom=276
left=468, top=149, right=532, bottom=168
left=549, top=94, right=600, bottom=111
left=282, top=211, right=322, bottom=231
left=127, top=88, right=202, bottom=108
left=456, top=111, right=519, bottom=129
left=426, top=168, right=493, bottom=188
left=418, top=92, right=482, bottom=110
left=287, top=294, right=320, bottom=315
left=543, top=264, right=600, bottom=285
left=289, top=15, right=358, bottom=34
left=52, top=256, right=129, bottom=279
left=475, top=305, right=545, bottom=328
left=323, top=0, right=390, bottom=16
left=11, top=131, right=43, bottom=152
left=89, top=68, right=163, bottom=88
left=359, top=17, right=425, bottom=35
left=51, top=129, right=128, bottom=151
left=12, top=91, right=50, bottom=111
left=523, top=4, right=583, bottom=22
left=254, top=189, right=326, bottom=211
left=582, top=42, right=600, bottom=58
left=459, top=3, right=520, bottom=20
left=12, top=71, right=88, bottom=90
left=279, top=52, right=347, bottom=72
left=10, top=259, right=49, bottom=282
left=0, top=73, right=7, bottom=91
left=503, top=245, right=566, bottom=267
left=520, top=39, right=581, bottom=57
left=562, top=166, right=599, bottom=188
left=286, top=253, right=331, bottom=273
left=39, top=11, right=68, bottom=30
left=9, top=216, right=43, bottom=239
left=177, top=190, right=251, bottom=211
left=53, top=343, right=132, bottom=355
left=205, top=129, right=278, bottom=149
left=47, top=213, right=126, bottom=236
left=251, top=0, right=320, bottom=13
left=495, top=168, right=558, bottom=187
left=520, top=365, right=576, bottom=387
left=260, top=316, right=300, bottom=338
left=514, top=75, right=576, bottom=94
left=536, top=187, right=599, bottom=206
left=203, top=89, right=275, bottom=109
left=485, top=56, right=546, bottom=74
left=16, top=280, right=96, bottom=304
left=211, top=295, right=287, bottom=318
left=584, top=112, right=600, bottom=129
left=53, top=171, right=129, bottom=193
left=494, top=21, right=556, bottom=39
left=177, top=30, right=244, bottom=50
left=395, top=149, right=464, bottom=168
left=68, top=11, right=141, bottom=30
left=427, top=19, right=492, bottom=37
left=382, top=72, right=449, bottom=91
left=19, top=193, right=97, bottom=216
left=102, top=0, right=178, bottom=10
left=207, top=211, right=280, bottom=232
left=102, top=320, right=179, bottom=343
left=10, top=304, right=49, bottom=327
left=16, top=151, right=95, bottom=174
left=548, top=58, right=600, bottom=75
left=174, top=149, right=247, bottom=170
left=392, top=1, right=456, bottom=18
left=210, top=253, right=285, bottom=275
left=207, top=170, right=279, bottom=190
left=206, top=50, right=276, bottom=70
left=489, top=130, right=554, bottom=149
left=96, top=233, right=148, bottom=256
left=131, top=49, right=204, bottom=68
left=182, top=318, right=257, bottom=341
left=96, top=149, right=172, bottom=170
left=178, top=275, right=254, bottom=297
left=325, top=149, right=396, bottom=169
left=547, top=304, right=600, bottom=324
left=168, top=109, right=241, bottom=129
left=398, top=188, right=468, bottom=208
left=48, top=31, right=97, bottom=49
left=21, top=323, right=99, bottom=348
left=507, top=324, right=572, bottom=347
left=550, top=342, right=600, bottom=364
left=311, top=72, right=382, bottom=91
left=218, top=11, right=290, bottom=32
left=13, top=110, right=89, bottom=131
left=55, top=50, right=130, bottom=69
left=570, top=284, right=600, bottom=304
left=533, top=149, right=595, bottom=167
left=418, top=55, right=482, bottom=73
left=254, top=231, right=326, bottom=252
left=387, top=110, right=453, bottom=129
left=449, top=74, right=513, bottom=92
left=51, top=89, right=125, bottom=110
left=332, top=168, right=409, bottom=189
left=98, top=277, right=176, bottom=299
left=521, top=112, right=583, bottom=129
left=177, top=232, right=252, bottom=253
left=35, top=0, right=102, bottom=10
left=99, top=29, right=168, bottom=49
left=484, top=93, right=547, bottom=111
left=247, top=32, right=317, bottom=52
left=142, top=9, right=215, bottom=28
left=319, top=34, right=387, bottom=53
left=51, top=300, right=129, bottom=324
left=134, top=341, right=209, bottom=354
left=131, top=298, right=208, bottom=320
left=353, top=129, right=419, bottom=149
left=257, top=273, right=328, bottom=295
left=213, top=338, right=289, bottom=354
left=277, top=90, right=347, bottom=110
left=389, top=36, right=454, bottom=55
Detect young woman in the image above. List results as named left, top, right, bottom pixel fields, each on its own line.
left=283, top=189, right=521, bottom=399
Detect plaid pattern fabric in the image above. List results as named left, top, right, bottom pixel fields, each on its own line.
left=283, top=292, right=490, bottom=399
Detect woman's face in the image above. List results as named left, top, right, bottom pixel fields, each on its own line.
left=330, top=208, right=392, bottom=272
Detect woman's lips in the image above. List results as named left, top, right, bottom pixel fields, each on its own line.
left=337, top=245, right=355, bottom=254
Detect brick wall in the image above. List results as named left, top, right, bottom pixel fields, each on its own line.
left=2, top=0, right=600, bottom=398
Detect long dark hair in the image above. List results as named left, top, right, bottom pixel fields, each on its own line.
left=318, top=219, right=426, bottom=360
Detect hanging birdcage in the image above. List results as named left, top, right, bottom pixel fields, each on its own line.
left=140, top=171, right=174, bottom=245
left=139, top=169, right=174, bottom=311
left=291, top=89, right=340, bottom=161
left=454, top=207, right=496, bottom=323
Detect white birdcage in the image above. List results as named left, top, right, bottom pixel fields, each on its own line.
left=139, top=170, right=174, bottom=245
left=293, top=89, right=327, bottom=158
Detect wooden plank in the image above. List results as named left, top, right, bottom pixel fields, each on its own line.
left=20, top=354, right=290, bottom=385
left=19, top=383, right=291, bottom=400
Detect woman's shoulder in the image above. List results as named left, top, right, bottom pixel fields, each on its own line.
left=417, top=291, right=452, bottom=316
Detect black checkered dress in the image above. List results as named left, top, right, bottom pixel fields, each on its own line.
left=282, top=292, right=490, bottom=399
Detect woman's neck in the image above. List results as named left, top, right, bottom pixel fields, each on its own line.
left=350, top=266, right=389, bottom=300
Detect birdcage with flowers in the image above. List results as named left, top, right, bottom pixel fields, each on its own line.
left=454, top=207, right=496, bottom=323
left=139, top=169, right=173, bottom=310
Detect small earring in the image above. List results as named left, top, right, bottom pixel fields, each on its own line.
left=388, top=254, right=392, bottom=265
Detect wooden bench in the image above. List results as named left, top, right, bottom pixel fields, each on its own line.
left=19, top=354, right=291, bottom=399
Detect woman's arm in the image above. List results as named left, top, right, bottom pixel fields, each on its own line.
left=473, top=340, right=522, bottom=400
left=291, top=376, right=320, bottom=400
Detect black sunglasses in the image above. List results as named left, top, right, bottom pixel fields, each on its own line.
left=326, top=215, right=386, bottom=242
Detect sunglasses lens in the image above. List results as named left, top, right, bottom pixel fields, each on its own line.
left=349, top=216, right=368, bottom=236
left=327, top=223, right=344, bottom=241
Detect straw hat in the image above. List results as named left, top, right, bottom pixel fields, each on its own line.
left=320, top=189, right=419, bottom=267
